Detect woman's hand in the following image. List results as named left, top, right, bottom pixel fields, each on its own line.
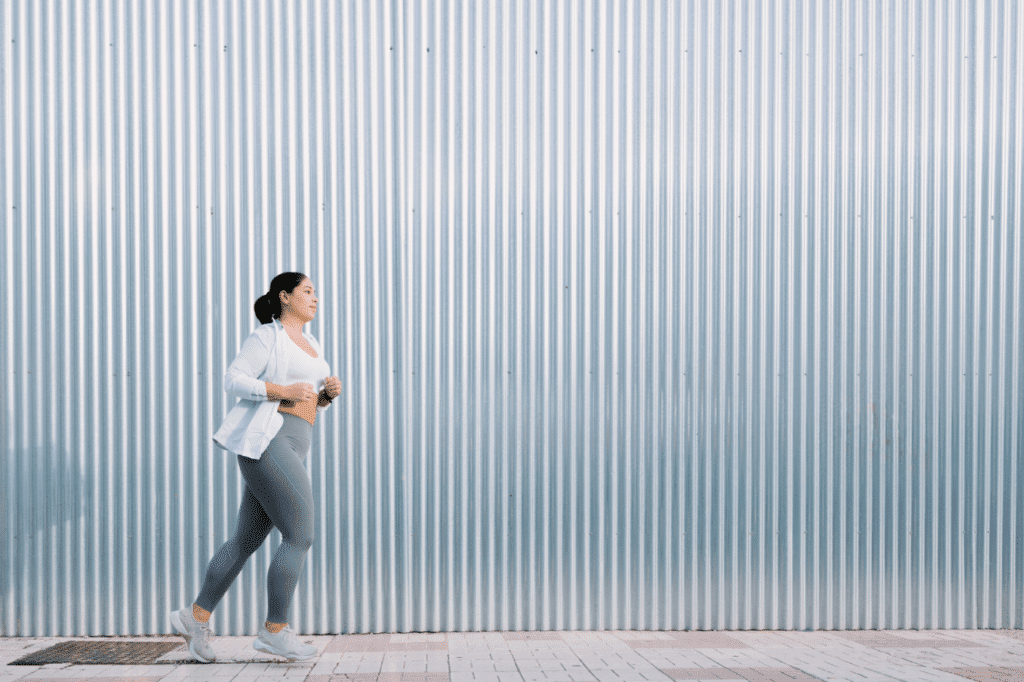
left=322, top=376, right=341, bottom=399
left=278, top=382, right=318, bottom=403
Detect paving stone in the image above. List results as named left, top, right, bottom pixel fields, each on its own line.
left=630, top=635, right=750, bottom=651
left=5, top=678, right=167, bottom=682
left=694, top=651, right=786, bottom=670
left=325, top=637, right=443, bottom=654
left=832, top=631, right=985, bottom=649
left=661, top=668, right=745, bottom=680
left=727, top=668, right=820, bottom=681
left=502, top=635, right=566, bottom=642
left=937, top=667, right=1024, bottom=682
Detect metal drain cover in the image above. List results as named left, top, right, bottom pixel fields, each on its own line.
left=10, top=640, right=182, bottom=665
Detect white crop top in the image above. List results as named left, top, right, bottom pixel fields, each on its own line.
left=280, top=333, right=330, bottom=390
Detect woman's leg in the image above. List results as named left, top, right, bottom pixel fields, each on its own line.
left=236, top=421, right=314, bottom=625
left=194, top=485, right=275, bottom=614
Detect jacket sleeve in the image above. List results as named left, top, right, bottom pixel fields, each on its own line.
left=224, top=329, right=272, bottom=401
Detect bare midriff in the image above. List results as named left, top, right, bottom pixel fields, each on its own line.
left=278, top=396, right=318, bottom=425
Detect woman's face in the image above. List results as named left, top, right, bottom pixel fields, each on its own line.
left=280, top=277, right=318, bottom=322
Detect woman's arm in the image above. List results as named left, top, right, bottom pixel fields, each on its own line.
left=265, top=382, right=291, bottom=401
left=223, top=330, right=273, bottom=400
left=224, top=328, right=318, bottom=403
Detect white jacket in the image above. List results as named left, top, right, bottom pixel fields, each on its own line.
left=213, top=319, right=331, bottom=459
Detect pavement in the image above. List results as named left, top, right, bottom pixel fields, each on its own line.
left=3, top=629, right=1024, bottom=682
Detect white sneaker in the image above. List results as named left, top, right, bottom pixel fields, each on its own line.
left=169, top=607, right=216, bottom=663
left=253, top=624, right=318, bottom=661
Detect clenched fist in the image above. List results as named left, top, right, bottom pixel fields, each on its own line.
left=321, top=376, right=341, bottom=399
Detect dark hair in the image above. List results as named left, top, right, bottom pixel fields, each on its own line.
left=254, top=272, right=307, bottom=323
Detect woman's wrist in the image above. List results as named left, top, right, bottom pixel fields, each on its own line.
left=265, top=382, right=285, bottom=401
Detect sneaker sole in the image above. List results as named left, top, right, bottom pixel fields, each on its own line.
left=253, top=636, right=316, bottom=662
left=170, top=610, right=215, bottom=664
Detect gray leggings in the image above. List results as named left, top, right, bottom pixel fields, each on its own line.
left=196, top=414, right=314, bottom=624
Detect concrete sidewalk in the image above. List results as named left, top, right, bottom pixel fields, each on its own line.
left=2, top=629, right=1023, bottom=682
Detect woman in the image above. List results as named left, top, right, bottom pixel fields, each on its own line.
left=170, top=272, right=341, bottom=663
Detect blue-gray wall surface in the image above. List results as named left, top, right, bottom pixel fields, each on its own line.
left=2, top=1, right=1023, bottom=635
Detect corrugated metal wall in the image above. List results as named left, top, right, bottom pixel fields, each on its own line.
left=2, top=0, right=1022, bottom=636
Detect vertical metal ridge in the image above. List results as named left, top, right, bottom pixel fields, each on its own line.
left=0, top=0, right=9, bottom=634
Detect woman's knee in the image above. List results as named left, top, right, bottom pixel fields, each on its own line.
left=288, top=532, right=313, bottom=553
left=284, top=520, right=314, bottom=552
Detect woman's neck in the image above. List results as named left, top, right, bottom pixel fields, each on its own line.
left=277, top=314, right=305, bottom=334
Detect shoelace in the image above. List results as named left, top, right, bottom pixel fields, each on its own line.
left=271, top=626, right=305, bottom=649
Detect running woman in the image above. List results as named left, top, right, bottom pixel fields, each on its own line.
left=171, top=272, right=341, bottom=662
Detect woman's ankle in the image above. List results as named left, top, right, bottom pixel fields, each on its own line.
left=265, top=621, right=286, bottom=634
left=192, top=603, right=212, bottom=623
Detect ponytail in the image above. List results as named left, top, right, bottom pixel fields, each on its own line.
left=253, top=292, right=278, bottom=324
left=253, top=272, right=307, bottom=324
